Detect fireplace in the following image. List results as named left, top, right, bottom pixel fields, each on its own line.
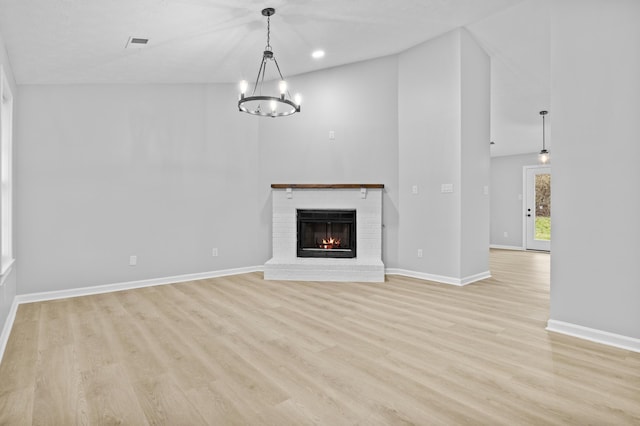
left=297, top=209, right=356, bottom=258
left=265, top=184, right=384, bottom=282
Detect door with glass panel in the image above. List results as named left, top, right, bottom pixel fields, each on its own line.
left=525, top=166, right=551, bottom=251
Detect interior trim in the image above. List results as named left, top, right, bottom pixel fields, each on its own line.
left=546, top=319, right=640, bottom=353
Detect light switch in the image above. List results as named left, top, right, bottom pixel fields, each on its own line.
left=412, top=185, right=418, bottom=195
left=441, top=183, right=454, bottom=193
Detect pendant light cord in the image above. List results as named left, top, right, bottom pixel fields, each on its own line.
left=542, top=114, right=546, bottom=150
left=539, top=110, right=548, bottom=152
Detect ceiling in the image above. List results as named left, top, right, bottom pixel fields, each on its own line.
left=0, top=0, right=551, bottom=157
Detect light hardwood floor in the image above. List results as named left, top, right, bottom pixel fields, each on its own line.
left=1, top=250, right=639, bottom=425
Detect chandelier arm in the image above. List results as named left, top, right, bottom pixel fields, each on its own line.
left=251, top=58, right=266, bottom=96
left=259, top=59, right=268, bottom=96
left=272, top=57, right=286, bottom=82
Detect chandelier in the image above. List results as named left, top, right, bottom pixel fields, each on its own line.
left=238, top=8, right=301, bottom=118
left=538, top=110, right=549, bottom=164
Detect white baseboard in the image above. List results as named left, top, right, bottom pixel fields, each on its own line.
left=460, top=271, right=492, bottom=285
left=15, top=266, right=264, bottom=305
left=0, top=298, right=19, bottom=365
left=385, top=268, right=491, bottom=286
left=546, top=319, right=640, bottom=353
left=489, top=244, right=524, bottom=251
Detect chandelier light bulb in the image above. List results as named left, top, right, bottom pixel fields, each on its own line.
left=270, top=100, right=277, bottom=113
left=239, top=80, right=248, bottom=95
left=279, top=80, right=287, bottom=95
left=294, top=93, right=302, bottom=106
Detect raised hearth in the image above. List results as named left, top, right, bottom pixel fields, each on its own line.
left=264, top=184, right=385, bottom=282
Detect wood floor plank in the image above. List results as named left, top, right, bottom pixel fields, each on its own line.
left=0, top=319, right=39, bottom=395
left=0, top=387, right=34, bottom=425
left=1, top=249, right=639, bottom=424
left=81, top=363, right=149, bottom=425
left=129, top=373, right=208, bottom=425
left=185, top=381, right=250, bottom=426
left=31, top=344, right=89, bottom=425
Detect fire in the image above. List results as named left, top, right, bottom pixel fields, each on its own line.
left=320, top=237, right=341, bottom=249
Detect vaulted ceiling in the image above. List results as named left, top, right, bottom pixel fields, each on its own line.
left=0, top=0, right=550, bottom=156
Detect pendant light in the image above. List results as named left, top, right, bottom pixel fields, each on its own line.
left=538, top=110, right=549, bottom=164
left=238, top=8, right=301, bottom=118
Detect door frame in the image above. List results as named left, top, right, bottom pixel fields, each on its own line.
left=522, top=165, right=551, bottom=251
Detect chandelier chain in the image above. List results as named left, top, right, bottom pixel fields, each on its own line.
left=266, top=15, right=271, bottom=50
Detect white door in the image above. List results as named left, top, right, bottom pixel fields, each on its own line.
left=525, top=166, right=551, bottom=251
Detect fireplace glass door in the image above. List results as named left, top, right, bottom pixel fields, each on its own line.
left=297, top=209, right=356, bottom=258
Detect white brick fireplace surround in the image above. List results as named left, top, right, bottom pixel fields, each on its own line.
left=264, top=184, right=385, bottom=282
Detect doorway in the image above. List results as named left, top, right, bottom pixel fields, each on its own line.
left=524, top=166, right=551, bottom=251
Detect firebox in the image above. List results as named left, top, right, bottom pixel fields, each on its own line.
left=297, top=209, right=356, bottom=258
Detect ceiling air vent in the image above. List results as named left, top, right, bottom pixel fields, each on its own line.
left=125, top=37, right=149, bottom=49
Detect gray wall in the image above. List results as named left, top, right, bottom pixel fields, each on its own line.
left=0, top=31, right=17, bottom=336
left=490, top=152, right=539, bottom=248
left=398, top=31, right=461, bottom=277
left=550, top=0, right=640, bottom=339
left=398, top=29, right=490, bottom=279
left=17, top=84, right=261, bottom=294
left=460, top=29, right=491, bottom=278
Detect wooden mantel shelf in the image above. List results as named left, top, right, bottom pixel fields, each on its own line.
left=271, top=184, right=384, bottom=189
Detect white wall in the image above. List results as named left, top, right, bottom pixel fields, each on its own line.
left=398, top=29, right=490, bottom=280
left=257, top=55, right=400, bottom=268
left=17, top=84, right=261, bottom=294
left=550, top=0, right=640, bottom=339
left=398, top=31, right=462, bottom=277
left=0, top=30, right=17, bottom=338
left=460, top=29, right=491, bottom=278
left=490, top=152, right=539, bottom=248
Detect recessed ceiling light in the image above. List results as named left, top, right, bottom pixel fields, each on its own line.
left=311, top=50, right=325, bottom=59
left=126, top=36, right=149, bottom=49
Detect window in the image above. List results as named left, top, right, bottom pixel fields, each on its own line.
left=0, top=65, right=14, bottom=276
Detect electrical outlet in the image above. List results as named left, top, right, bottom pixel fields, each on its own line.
left=212, top=248, right=219, bottom=257
left=417, top=249, right=423, bottom=258
left=412, top=185, right=418, bottom=195
left=129, top=255, right=137, bottom=266
left=329, top=130, right=335, bottom=140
